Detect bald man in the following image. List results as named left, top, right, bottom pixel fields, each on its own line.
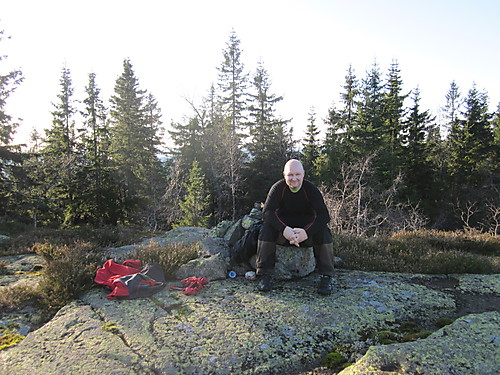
left=256, top=159, right=335, bottom=295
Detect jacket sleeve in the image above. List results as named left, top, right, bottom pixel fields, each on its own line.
left=262, top=181, right=287, bottom=232
left=303, top=182, right=331, bottom=236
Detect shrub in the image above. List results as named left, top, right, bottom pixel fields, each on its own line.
left=0, top=283, right=43, bottom=311
left=36, top=241, right=105, bottom=311
left=133, top=241, right=199, bottom=279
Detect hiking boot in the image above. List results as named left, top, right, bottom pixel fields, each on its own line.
left=257, top=274, right=273, bottom=292
left=318, top=275, right=332, bottom=295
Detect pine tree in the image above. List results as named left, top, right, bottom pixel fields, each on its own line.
left=177, top=160, right=211, bottom=227
left=318, top=66, right=359, bottom=184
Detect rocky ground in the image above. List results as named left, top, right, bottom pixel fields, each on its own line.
left=1, top=227, right=499, bottom=374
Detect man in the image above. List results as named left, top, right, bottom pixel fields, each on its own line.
left=255, top=159, right=335, bottom=295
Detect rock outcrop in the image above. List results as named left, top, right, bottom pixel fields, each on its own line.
left=1, top=226, right=499, bottom=374
left=2, top=267, right=499, bottom=374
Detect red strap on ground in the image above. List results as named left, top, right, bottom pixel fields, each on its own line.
left=170, top=277, right=209, bottom=295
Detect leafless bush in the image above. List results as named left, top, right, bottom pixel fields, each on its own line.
left=322, top=154, right=427, bottom=237
left=159, top=158, right=186, bottom=228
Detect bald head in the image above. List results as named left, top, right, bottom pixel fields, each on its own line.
left=283, top=159, right=304, bottom=192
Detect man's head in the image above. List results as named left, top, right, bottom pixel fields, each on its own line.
left=283, top=159, right=304, bottom=192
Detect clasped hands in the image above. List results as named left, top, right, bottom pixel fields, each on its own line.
left=283, top=226, right=308, bottom=247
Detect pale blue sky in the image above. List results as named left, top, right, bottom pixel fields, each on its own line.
left=2, top=0, right=499, bottom=146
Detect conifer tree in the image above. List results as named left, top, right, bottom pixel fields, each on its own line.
left=446, top=84, right=494, bottom=228
left=382, top=60, right=407, bottom=168
left=217, top=29, right=248, bottom=131
left=318, top=66, right=359, bottom=184
left=177, top=160, right=211, bottom=227
left=401, top=88, right=437, bottom=219
left=302, top=107, right=320, bottom=182
left=443, top=80, right=462, bottom=132
left=78, top=72, right=117, bottom=224
left=447, top=84, right=493, bottom=184
left=0, top=28, right=24, bottom=218
left=38, top=66, right=79, bottom=225
left=0, top=29, right=23, bottom=146
left=214, top=30, right=248, bottom=218
left=109, top=59, right=164, bottom=222
left=44, top=66, right=77, bottom=155
left=245, top=61, right=292, bottom=203
left=354, top=62, right=385, bottom=157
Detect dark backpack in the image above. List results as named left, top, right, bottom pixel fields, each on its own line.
left=230, top=222, right=262, bottom=265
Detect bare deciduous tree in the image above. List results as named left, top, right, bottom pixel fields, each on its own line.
left=322, top=153, right=427, bottom=236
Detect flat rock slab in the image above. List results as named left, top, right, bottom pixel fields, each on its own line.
left=1, top=270, right=499, bottom=374
left=339, top=311, right=500, bottom=375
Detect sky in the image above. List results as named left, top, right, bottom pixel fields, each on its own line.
left=2, top=0, right=500, bottom=147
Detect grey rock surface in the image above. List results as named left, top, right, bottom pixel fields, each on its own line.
left=2, top=270, right=499, bottom=374
left=249, top=245, right=316, bottom=280
left=339, top=311, right=500, bottom=375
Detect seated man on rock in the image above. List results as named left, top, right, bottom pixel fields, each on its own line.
left=256, top=159, right=335, bottom=295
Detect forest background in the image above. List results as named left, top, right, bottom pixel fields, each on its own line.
left=1, top=27, right=499, bottom=237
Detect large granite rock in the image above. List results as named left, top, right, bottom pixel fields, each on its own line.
left=2, top=270, right=498, bottom=374
left=249, top=245, right=316, bottom=280
left=175, top=252, right=228, bottom=281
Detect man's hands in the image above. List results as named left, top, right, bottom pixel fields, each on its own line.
left=283, top=226, right=308, bottom=247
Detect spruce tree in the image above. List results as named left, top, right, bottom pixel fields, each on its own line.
left=177, top=160, right=211, bottom=227
left=353, top=62, right=385, bottom=157
left=381, top=60, right=407, bottom=172
left=446, top=84, right=494, bottom=228
left=44, top=66, right=77, bottom=155
left=302, top=107, right=320, bottom=182
left=109, top=59, right=164, bottom=222
left=0, top=28, right=24, bottom=218
left=214, top=30, right=248, bottom=218
left=401, top=88, right=437, bottom=220
left=245, top=61, right=292, bottom=203
left=78, top=72, right=118, bottom=224
left=39, top=66, right=79, bottom=225
left=447, top=84, right=493, bottom=183
left=217, top=29, right=248, bottom=132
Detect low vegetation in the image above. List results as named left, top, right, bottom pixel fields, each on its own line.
left=333, top=229, right=500, bottom=274
left=133, top=241, right=199, bottom=279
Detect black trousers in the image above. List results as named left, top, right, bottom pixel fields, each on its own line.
left=256, top=222, right=335, bottom=277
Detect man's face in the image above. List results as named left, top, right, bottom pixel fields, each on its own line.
left=283, top=163, right=304, bottom=191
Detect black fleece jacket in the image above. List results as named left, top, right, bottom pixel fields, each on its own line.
left=262, top=179, right=330, bottom=237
